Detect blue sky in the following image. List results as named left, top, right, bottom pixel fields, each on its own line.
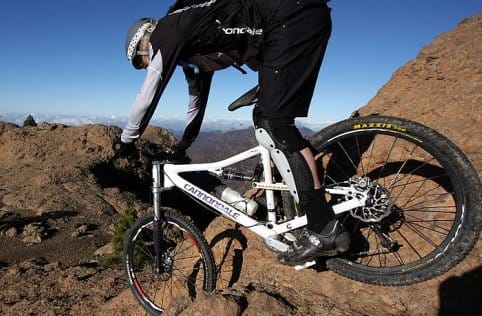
left=0, top=1, right=481, bottom=127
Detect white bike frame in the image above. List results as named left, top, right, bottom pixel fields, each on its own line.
left=156, top=145, right=306, bottom=252
left=152, top=142, right=367, bottom=252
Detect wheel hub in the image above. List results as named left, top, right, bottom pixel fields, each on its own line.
left=348, top=177, right=393, bottom=222
left=153, top=250, right=174, bottom=281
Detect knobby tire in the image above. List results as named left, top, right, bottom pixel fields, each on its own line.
left=310, top=116, right=481, bottom=285
left=124, top=208, right=215, bottom=314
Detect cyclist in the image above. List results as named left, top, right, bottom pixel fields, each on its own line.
left=116, top=0, right=350, bottom=265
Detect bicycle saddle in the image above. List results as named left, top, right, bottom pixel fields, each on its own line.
left=228, top=85, right=259, bottom=111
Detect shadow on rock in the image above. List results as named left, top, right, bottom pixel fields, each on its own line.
left=439, top=265, right=482, bottom=315
left=160, top=171, right=221, bottom=232
left=0, top=210, right=78, bottom=239
left=90, top=162, right=151, bottom=202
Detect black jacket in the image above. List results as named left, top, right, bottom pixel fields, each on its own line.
left=121, top=0, right=272, bottom=143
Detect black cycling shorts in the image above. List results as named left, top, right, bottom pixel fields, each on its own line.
left=256, top=1, right=332, bottom=118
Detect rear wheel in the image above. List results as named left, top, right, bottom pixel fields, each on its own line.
left=124, top=209, right=215, bottom=314
left=311, top=116, right=481, bottom=285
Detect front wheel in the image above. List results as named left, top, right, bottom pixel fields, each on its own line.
left=311, top=116, right=481, bottom=285
left=124, top=209, right=216, bottom=314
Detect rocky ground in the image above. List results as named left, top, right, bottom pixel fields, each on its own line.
left=0, top=120, right=480, bottom=315
left=0, top=12, right=481, bottom=316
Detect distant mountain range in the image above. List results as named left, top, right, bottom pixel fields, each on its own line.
left=0, top=112, right=326, bottom=135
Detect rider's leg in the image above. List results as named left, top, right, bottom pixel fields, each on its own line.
left=172, top=69, right=213, bottom=158
left=299, top=148, right=321, bottom=190
left=254, top=115, right=350, bottom=265
left=254, top=1, right=349, bottom=264
left=253, top=114, right=339, bottom=234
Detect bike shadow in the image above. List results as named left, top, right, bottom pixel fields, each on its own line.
left=209, top=226, right=248, bottom=288
left=159, top=171, right=250, bottom=287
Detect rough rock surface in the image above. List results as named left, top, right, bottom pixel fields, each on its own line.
left=356, top=13, right=481, bottom=174
left=1, top=12, right=481, bottom=316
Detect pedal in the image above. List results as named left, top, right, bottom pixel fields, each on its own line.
left=264, top=236, right=289, bottom=253
left=294, top=260, right=316, bottom=270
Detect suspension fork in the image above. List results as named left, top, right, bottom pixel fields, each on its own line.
left=152, top=161, right=164, bottom=274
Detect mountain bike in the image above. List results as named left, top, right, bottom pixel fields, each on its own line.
left=123, top=86, right=481, bottom=315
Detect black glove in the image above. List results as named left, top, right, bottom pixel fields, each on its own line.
left=170, top=142, right=189, bottom=160
left=152, top=142, right=191, bottom=162
left=112, top=140, right=138, bottom=158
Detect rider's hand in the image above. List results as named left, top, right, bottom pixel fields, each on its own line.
left=170, top=142, right=189, bottom=160
left=167, top=141, right=193, bottom=162
left=113, top=139, right=138, bottom=158
left=151, top=142, right=191, bottom=162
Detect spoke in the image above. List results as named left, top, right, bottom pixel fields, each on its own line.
left=141, top=226, right=154, bottom=240
left=390, top=158, right=444, bottom=208
left=134, top=243, right=154, bottom=261
left=172, top=266, right=202, bottom=291
left=402, top=182, right=432, bottom=211
left=375, top=136, right=399, bottom=186
left=174, top=266, right=205, bottom=273
left=325, top=158, right=353, bottom=184
left=355, top=135, right=366, bottom=176
left=407, top=220, right=451, bottom=236
left=375, top=233, right=385, bottom=267
left=390, top=249, right=405, bottom=266
left=394, top=194, right=456, bottom=214
left=392, top=191, right=453, bottom=201
left=387, top=146, right=414, bottom=190
left=365, top=225, right=405, bottom=267
left=169, top=270, right=174, bottom=306
left=395, top=229, right=423, bottom=259
left=389, top=173, right=449, bottom=189
left=393, top=177, right=427, bottom=210
left=171, top=269, right=189, bottom=286
left=405, top=213, right=452, bottom=235
left=325, top=174, right=339, bottom=186
left=403, top=222, right=439, bottom=249
left=169, top=274, right=189, bottom=302
left=172, top=264, right=197, bottom=281
left=360, top=227, right=376, bottom=265
left=172, top=256, right=201, bottom=284
left=172, top=240, right=195, bottom=258
left=170, top=272, right=189, bottom=298
left=173, top=255, right=203, bottom=261
left=159, top=272, right=169, bottom=310
left=403, top=201, right=456, bottom=211
left=336, top=141, right=360, bottom=175
left=403, top=207, right=456, bottom=214
left=364, top=135, right=378, bottom=176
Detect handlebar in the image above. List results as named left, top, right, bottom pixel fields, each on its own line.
left=137, top=143, right=191, bottom=164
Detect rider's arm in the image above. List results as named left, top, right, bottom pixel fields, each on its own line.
left=121, top=24, right=185, bottom=144
left=121, top=54, right=163, bottom=143
left=178, top=67, right=214, bottom=150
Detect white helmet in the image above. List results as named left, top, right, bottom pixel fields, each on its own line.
left=125, top=18, right=157, bottom=69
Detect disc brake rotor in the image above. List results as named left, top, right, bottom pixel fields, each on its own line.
left=348, top=177, right=393, bottom=223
